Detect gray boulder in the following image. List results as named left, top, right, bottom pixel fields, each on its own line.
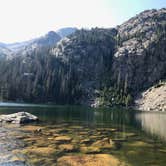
left=0, top=112, right=38, bottom=124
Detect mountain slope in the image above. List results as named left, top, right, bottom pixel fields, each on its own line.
left=0, top=8, right=165, bottom=109
left=8, top=31, right=61, bottom=57
left=1, top=28, right=75, bottom=59
left=112, top=8, right=166, bottom=93
left=0, top=28, right=116, bottom=103
left=0, top=46, right=12, bottom=60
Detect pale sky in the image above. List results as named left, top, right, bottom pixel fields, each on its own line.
left=0, top=0, right=165, bottom=43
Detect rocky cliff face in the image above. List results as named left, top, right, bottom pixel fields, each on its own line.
left=50, top=28, right=116, bottom=104
left=112, top=8, right=166, bottom=93
left=0, top=9, right=165, bottom=109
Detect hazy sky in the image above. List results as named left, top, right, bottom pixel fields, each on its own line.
left=0, top=0, right=165, bottom=43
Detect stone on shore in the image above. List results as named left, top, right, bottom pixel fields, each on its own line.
left=0, top=112, right=38, bottom=124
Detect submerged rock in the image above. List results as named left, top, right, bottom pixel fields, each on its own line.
left=22, top=147, right=56, bottom=157
left=80, top=146, right=101, bottom=154
left=0, top=112, right=38, bottom=124
left=0, top=152, right=28, bottom=166
left=54, top=136, right=72, bottom=143
left=80, top=138, right=92, bottom=144
left=92, top=138, right=115, bottom=149
left=57, top=154, right=126, bottom=166
left=59, top=144, right=77, bottom=152
left=20, top=125, right=43, bottom=132
left=0, top=161, right=27, bottom=166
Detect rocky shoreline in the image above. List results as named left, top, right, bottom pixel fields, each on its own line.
left=135, top=82, right=166, bottom=112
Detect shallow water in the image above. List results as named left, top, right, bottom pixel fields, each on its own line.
left=0, top=104, right=166, bottom=166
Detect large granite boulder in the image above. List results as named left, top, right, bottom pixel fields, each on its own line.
left=0, top=112, right=38, bottom=124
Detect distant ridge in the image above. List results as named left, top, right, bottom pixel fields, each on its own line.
left=57, top=27, right=77, bottom=38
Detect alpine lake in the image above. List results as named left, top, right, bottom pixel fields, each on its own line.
left=0, top=103, right=166, bottom=166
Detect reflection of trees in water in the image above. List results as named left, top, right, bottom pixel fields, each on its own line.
left=94, top=109, right=135, bottom=128
left=135, top=112, right=166, bottom=141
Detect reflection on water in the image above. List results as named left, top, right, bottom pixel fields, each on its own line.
left=0, top=102, right=52, bottom=107
left=0, top=106, right=135, bottom=127
left=135, top=112, right=166, bottom=141
left=0, top=104, right=166, bottom=142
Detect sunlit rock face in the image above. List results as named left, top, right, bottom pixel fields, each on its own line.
left=135, top=83, right=166, bottom=111
left=112, top=8, right=166, bottom=94
left=135, top=112, right=166, bottom=141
